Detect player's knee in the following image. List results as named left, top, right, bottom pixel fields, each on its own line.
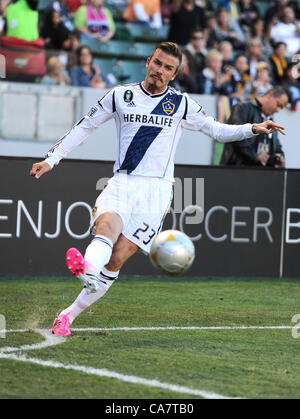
left=94, top=219, right=115, bottom=243
left=94, top=213, right=122, bottom=244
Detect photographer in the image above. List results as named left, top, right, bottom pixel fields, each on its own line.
left=220, top=86, right=290, bottom=167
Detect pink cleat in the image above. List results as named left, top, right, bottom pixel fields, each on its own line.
left=66, top=247, right=86, bottom=277
left=66, top=248, right=101, bottom=294
left=52, top=312, right=72, bottom=336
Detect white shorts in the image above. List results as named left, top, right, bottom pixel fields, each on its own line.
left=90, top=173, right=173, bottom=253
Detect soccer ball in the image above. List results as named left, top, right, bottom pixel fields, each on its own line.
left=150, top=230, right=195, bottom=275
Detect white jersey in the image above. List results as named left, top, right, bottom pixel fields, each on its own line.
left=45, top=82, right=255, bottom=182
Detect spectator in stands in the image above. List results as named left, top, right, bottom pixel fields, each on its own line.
left=185, top=27, right=207, bottom=73
left=53, top=30, right=81, bottom=72
left=41, top=9, right=71, bottom=50
left=216, top=0, right=239, bottom=21
left=69, top=29, right=81, bottom=51
left=251, top=62, right=273, bottom=98
left=269, top=6, right=300, bottom=56
left=64, top=30, right=82, bottom=69
left=220, top=86, right=290, bottom=167
left=238, top=0, right=260, bottom=33
left=168, top=0, right=206, bottom=46
left=161, top=0, right=172, bottom=25
left=264, top=0, right=290, bottom=28
left=217, top=53, right=250, bottom=123
left=198, top=49, right=231, bottom=94
left=246, top=37, right=263, bottom=81
left=283, top=62, right=300, bottom=110
left=69, top=45, right=107, bottom=87
left=247, top=17, right=273, bottom=58
left=194, top=0, right=214, bottom=13
left=0, top=0, right=9, bottom=35
left=224, top=53, right=251, bottom=99
left=170, top=50, right=198, bottom=93
left=123, top=0, right=162, bottom=28
left=219, top=40, right=234, bottom=70
left=269, top=42, right=288, bottom=85
left=5, top=0, right=39, bottom=41
left=45, top=0, right=75, bottom=32
left=74, top=0, right=116, bottom=42
left=41, top=56, right=70, bottom=86
left=207, top=6, right=246, bottom=50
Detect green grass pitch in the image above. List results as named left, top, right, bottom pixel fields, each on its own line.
left=0, top=276, right=300, bottom=399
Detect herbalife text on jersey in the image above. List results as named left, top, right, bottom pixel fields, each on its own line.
left=123, top=113, right=173, bottom=127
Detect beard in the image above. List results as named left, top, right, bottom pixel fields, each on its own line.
left=146, top=73, right=164, bottom=92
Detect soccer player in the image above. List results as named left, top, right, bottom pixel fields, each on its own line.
left=30, top=42, right=285, bottom=336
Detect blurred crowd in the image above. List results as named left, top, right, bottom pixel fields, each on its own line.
left=0, top=0, right=300, bottom=112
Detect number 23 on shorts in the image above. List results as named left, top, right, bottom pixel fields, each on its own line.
left=133, top=222, right=156, bottom=245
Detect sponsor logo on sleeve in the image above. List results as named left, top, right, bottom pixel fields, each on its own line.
left=88, top=106, right=98, bottom=117
left=92, top=206, right=98, bottom=217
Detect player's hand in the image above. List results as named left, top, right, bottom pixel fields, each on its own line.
left=30, top=161, right=51, bottom=179
left=253, top=121, right=286, bottom=135
left=257, top=152, right=269, bottom=166
left=274, top=153, right=285, bottom=169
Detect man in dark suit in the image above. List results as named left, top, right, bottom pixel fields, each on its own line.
left=220, top=86, right=291, bottom=167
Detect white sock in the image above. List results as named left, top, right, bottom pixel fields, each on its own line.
left=61, top=267, right=120, bottom=323
left=84, top=235, right=113, bottom=275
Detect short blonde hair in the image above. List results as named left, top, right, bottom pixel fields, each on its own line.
left=205, top=49, right=223, bottom=66
left=256, top=61, right=269, bottom=71
left=46, top=56, right=62, bottom=73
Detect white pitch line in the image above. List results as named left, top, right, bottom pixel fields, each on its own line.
left=0, top=325, right=292, bottom=399
left=0, top=351, right=231, bottom=399
left=71, top=325, right=293, bottom=332
left=0, top=329, right=28, bottom=333
left=0, top=328, right=235, bottom=399
left=0, top=329, right=66, bottom=353
left=0, top=325, right=293, bottom=334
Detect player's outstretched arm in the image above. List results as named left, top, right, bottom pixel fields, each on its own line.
left=183, top=97, right=287, bottom=142
left=30, top=161, right=52, bottom=179
left=252, top=120, right=286, bottom=135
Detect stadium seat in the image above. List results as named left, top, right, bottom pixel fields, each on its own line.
left=124, top=23, right=170, bottom=42
left=134, top=42, right=157, bottom=59
left=109, top=40, right=137, bottom=58
left=116, top=59, right=147, bottom=83
left=94, top=58, right=146, bottom=84
left=106, top=2, right=127, bottom=20
left=255, top=1, right=271, bottom=17
left=80, top=37, right=137, bottom=59
left=114, top=22, right=134, bottom=42
left=80, top=36, right=112, bottom=55
left=93, top=57, right=122, bottom=81
left=37, top=0, right=53, bottom=10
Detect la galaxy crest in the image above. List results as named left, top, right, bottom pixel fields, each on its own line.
left=162, top=99, right=175, bottom=116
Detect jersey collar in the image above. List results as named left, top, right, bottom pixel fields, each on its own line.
left=139, top=82, right=169, bottom=98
